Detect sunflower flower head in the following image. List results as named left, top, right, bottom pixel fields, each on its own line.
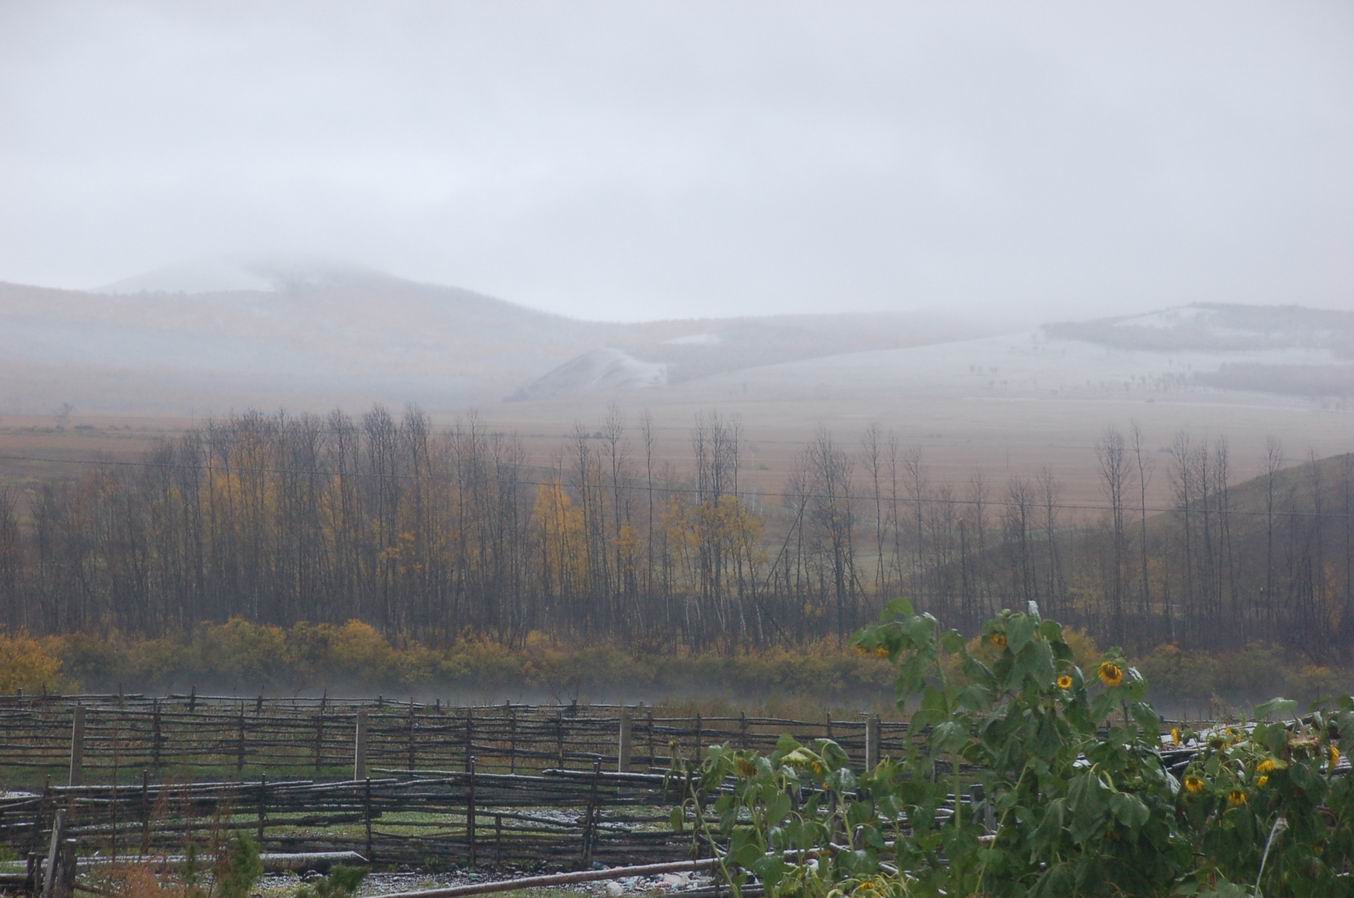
left=1171, top=727, right=1181, bottom=746
left=1057, top=674, right=1073, bottom=690
left=873, top=645, right=890, bottom=659
left=1097, top=660, right=1125, bottom=688
left=1330, top=745, right=1341, bottom=768
left=1183, top=774, right=1206, bottom=795
left=1257, top=758, right=1278, bottom=774
left=1256, top=775, right=1270, bottom=788
left=988, top=632, right=1007, bottom=650
left=1227, top=789, right=1248, bottom=808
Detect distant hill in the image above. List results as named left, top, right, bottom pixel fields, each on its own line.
left=3, top=261, right=1349, bottom=417
left=0, top=257, right=986, bottom=414
left=0, top=260, right=607, bottom=412
left=1044, top=304, right=1354, bottom=398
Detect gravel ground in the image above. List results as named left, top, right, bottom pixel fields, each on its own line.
left=257, top=868, right=712, bottom=898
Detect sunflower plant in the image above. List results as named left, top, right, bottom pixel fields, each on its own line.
left=675, top=600, right=1353, bottom=898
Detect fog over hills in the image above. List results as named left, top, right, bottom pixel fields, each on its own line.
left=1, top=258, right=1351, bottom=417
left=0, top=258, right=983, bottom=413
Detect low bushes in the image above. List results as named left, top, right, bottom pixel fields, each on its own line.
left=3, top=617, right=1347, bottom=709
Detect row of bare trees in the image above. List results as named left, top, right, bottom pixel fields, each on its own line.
left=0, top=407, right=1350, bottom=659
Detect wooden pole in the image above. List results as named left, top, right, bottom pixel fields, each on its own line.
left=314, top=692, right=326, bottom=773
left=407, top=702, right=417, bottom=772
left=466, top=756, right=477, bottom=868
left=354, top=710, right=369, bottom=781
left=864, top=715, right=881, bottom=770
left=616, top=709, right=632, bottom=773
left=257, top=774, right=267, bottom=846
left=464, top=711, right=474, bottom=773
left=236, top=705, right=246, bottom=779
left=151, top=699, right=163, bottom=773
left=363, top=778, right=373, bottom=863
left=581, top=758, right=601, bottom=866
left=67, top=706, right=85, bottom=787
left=139, top=770, right=150, bottom=856
left=40, top=808, right=66, bottom=898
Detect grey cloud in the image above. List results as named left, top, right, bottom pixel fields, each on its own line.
left=1, top=0, right=1351, bottom=320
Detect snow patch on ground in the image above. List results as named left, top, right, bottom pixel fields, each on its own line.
left=513, top=348, right=667, bottom=400
left=664, top=333, right=723, bottom=346
left=1113, top=307, right=1209, bottom=330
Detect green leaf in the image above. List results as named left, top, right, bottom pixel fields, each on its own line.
left=750, top=855, right=785, bottom=890
left=882, top=597, right=914, bottom=619
left=1109, top=792, right=1150, bottom=829
left=1254, top=697, right=1297, bottom=721
left=1007, top=614, right=1037, bottom=654
left=930, top=720, right=967, bottom=754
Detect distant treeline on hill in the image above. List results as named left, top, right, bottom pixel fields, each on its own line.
left=0, top=406, right=1351, bottom=661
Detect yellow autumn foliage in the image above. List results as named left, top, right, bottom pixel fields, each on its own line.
left=0, top=632, right=70, bottom=692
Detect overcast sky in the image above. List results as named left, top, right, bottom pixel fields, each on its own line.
left=1, top=1, right=1351, bottom=321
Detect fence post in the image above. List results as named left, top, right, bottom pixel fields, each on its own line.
left=151, top=699, right=163, bottom=774
left=139, top=770, right=150, bottom=856
left=507, top=703, right=517, bottom=774
left=555, top=713, right=565, bottom=768
left=67, top=706, right=85, bottom=787
left=363, top=777, right=373, bottom=863
left=57, top=838, right=76, bottom=898
left=257, top=774, right=267, bottom=846
left=40, top=807, right=65, bottom=898
left=314, top=694, right=326, bottom=773
left=466, top=755, right=477, bottom=867
left=865, top=715, right=881, bottom=770
left=354, top=710, right=369, bottom=780
left=617, top=708, right=632, bottom=773
left=235, top=704, right=246, bottom=779
left=581, top=757, right=601, bottom=866
left=406, top=702, right=417, bottom=772
left=464, top=710, right=474, bottom=773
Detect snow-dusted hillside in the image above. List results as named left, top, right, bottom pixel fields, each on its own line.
left=512, top=348, right=667, bottom=400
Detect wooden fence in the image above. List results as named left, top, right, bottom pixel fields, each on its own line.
left=0, top=695, right=904, bottom=788
left=0, top=768, right=699, bottom=871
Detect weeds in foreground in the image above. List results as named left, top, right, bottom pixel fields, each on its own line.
left=678, top=601, right=1353, bottom=898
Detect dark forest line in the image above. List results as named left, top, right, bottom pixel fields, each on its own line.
left=0, top=406, right=1350, bottom=662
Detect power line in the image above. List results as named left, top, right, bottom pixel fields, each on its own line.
left=1, top=450, right=1350, bottom=521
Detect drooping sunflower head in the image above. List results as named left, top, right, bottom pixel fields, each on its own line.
left=1256, top=775, right=1270, bottom=788
left=1183, top=774, right=1206, bottom=795
left=1330, top=745, right=1342, bottom=768
left=1097, top=660, right=1125, bottom=688
left=736, top=757, right=758, bottom=778
left=1056, top=674, right=1073, bottom=690
left=1171, top=727, right=1181, bottom=746
left=1226, top=789, right=1248, bottom=808
left=873, top=645, right=890, bottom=659
left=1257, top=757, right=1278, bottom=774
left=988, top=631, right=1007, bottom=650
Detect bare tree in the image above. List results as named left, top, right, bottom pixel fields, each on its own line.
left=1096, top=427, right=1130, bottom=645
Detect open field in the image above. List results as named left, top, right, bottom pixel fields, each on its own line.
left=4, top=386, right=1350, bottom=521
